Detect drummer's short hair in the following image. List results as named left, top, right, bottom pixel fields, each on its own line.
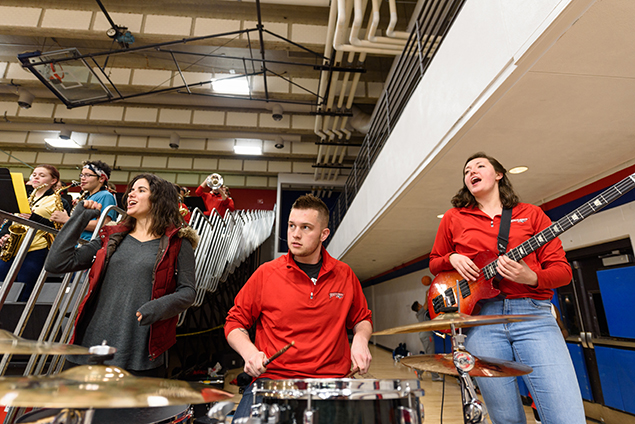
left=291, top=194, right=330, bottom=228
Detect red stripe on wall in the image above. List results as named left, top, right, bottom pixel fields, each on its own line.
left=541, top=164, right=635, bottom=212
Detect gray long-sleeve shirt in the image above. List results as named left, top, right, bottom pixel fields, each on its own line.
left=45, top=203, right=196, bottom=370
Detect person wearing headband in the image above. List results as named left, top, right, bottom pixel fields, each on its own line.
left=51, top=160, right=118, bottom=240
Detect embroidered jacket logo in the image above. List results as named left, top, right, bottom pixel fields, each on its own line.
left=511, top=218, right=528, bottom=223
left=329, top=292, right=344, bottom=299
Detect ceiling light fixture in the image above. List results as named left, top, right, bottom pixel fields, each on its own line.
left=274, top=136, right=285, bottom=149
left=509, top=166, right=528, bottom=174
left=211, top=73, right=250, bottom=95
left=437, top=214, right=444, bottom=219
left=45, top=130, right=86, bottom=149
left=234, top=139, right=262, bottom=155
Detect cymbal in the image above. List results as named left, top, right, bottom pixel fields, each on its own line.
left=372, top=313, right=545, bottom=335
left=0, top=365, right=233, bottom=408
left=0, top=330, right=91, bottom=355
left=400, top=353, right=533, bottom=377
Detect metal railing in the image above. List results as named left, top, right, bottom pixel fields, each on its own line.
left=329, top=0, right=467, bottom=235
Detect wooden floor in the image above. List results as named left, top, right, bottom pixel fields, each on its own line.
left=222, top=344, right=544, bottom=423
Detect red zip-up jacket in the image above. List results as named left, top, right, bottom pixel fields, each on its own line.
left=225, top=247, right=372, bottom=379
left=430, top=203, right=572, bottom=300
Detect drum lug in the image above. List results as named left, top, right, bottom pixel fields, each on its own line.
left=303, top=408, right=318, bottom=424
left=396, top=406, right=420, bottom=424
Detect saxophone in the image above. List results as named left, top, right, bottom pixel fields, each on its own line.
left=38, top=180, right=82, bottom=248
left=53, top=180, right=80, bottom=230
left=0, top=183, right=48, bottom=262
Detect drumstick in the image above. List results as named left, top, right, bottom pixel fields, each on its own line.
left=264, top=341, right=295, bottom=366
left=345, top=367, right=359, bottom=378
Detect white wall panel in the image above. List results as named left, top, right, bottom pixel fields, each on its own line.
left=118, top=136, right=147, bottom=148
left=41, top=9, right=92, bottom=30
left=243, top=160, right=268, bottom=172
left=291, top=23, right=327, bottom=44
left=54, top=106, right=89, bottom=120
left=89, top=134, right=118, bottom=147
left=5, top=63, right=37, bottom=80
left=62, top=153, right=86, bottom=166
left=0, top=132, right=28, bottom=143
left=144, top=15, right=192, bottom=36
left=6, top=151, right=36, bottom=164
left=168, top=157, right=193, bottom=169
left=125, top=107, right=158, bottom=122
left=17, top=103, right=54, bottom=118
left=193, top=158, right=218, bottom=170
left=0, top=6, right=41, bottom=27
left=93, top=12, right=143, bottom=33
left=159, top=109, right=192, bottom=124
left=194, top=18, right=241, bottom=37
left=116, top=155, right=143, bottom=168
left=36, top=152, right=64, bottom=164
left=193, top=110, right=225, bottom=126
left=90, top=106, right=124, bottom=121
left=142, top=156, right=167, bottom=168
left=218, top=159, right=243, bottom=171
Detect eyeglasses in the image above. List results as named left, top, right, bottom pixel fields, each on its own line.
left=79, top=173, right=99, bottom=179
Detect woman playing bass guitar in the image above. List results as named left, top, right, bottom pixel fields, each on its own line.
left=429, top=152, right=585, bottom=424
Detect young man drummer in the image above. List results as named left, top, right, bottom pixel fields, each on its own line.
left=225, top=194, right=373, bottom=420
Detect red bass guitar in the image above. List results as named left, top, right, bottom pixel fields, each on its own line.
left=428, top=171, right=635, bottom=320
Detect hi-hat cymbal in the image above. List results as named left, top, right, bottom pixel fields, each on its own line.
left=372, top=313, right=545, bottom=335
left=0, top=365, right=233, bottom=408
left=400, top=353, right=533, bottom=377
left=0, top=330, right=91, bottom=355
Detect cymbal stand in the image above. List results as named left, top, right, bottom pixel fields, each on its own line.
left=449, top=279, right=487, bottom=424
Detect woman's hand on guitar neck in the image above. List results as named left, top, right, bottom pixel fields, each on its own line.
left=496, top=255, right=538, bottom=286
left=449, top=253, right=480, bottom=281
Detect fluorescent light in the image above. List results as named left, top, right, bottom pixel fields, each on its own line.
left=437, top=214, right=444, bottom=219
left=212, top=73, right=250, bottom=95
left=509, top=166, right=528, bottom=174
left=234, top=145, right=262, bottom=155
left=45, top=138, right=81, bottom=148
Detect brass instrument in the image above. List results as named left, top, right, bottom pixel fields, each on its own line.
left=70, top=189, right=89, bottom=215
left=1, top=225, right=27, bottom=262
left=205, top=173, right=224, bottom=190
left=0, top=183, right=49, bottom=262
left=53, top=180, right=80, bottom=230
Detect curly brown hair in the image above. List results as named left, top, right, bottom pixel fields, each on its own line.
left=291, top=194, right=330, bottom=228
left=451, top=152, right=520, bottom=209
left=120, top=174, right=184, bottom=236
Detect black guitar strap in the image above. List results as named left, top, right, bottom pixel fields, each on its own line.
left=494, top=207, right=513, bottom=282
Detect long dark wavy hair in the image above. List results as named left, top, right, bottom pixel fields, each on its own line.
left=120, top=174, right=184, bottom=236
left=451, top=152, right=520, bottom=209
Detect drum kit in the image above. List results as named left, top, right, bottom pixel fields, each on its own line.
left=0, top=330, right=232, bottom=424
left=0, top=309, right=543, bottom=424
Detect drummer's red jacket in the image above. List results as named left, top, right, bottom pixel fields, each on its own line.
left=71, top=223, right=183, bottom=360
left=225, top=247, right=372, bottom=379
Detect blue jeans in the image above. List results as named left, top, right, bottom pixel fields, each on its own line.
left=233, top=378, right=270, bottom=420
left=464, top=298, right=585, bottom=424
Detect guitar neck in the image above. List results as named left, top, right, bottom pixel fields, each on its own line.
left=481, top=172, right=635, bottom=280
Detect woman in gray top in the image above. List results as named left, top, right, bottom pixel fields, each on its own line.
left=46, top=174, right=198, bottom=377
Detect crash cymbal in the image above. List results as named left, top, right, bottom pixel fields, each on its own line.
left=372, top=312, right=545, bottom=335
left=0, top=365, right=233, bottom=408
left=400, top=353, right=533, bottom=377
left=0, top=330, right=91, bottom=355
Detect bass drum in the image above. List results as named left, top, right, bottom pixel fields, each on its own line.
left=16, top=405, right=192, bottom=424
left=252, top=378, right=424, bottom=424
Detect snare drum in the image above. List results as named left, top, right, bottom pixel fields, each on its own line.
left=16, top=404, right=192, bottom=424
left=251, top=379, right=424, bottom=424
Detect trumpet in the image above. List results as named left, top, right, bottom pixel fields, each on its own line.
left=205, top=173, right=224, bottom=190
